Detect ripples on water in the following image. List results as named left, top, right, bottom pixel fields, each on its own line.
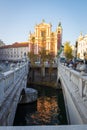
left=14, top=86, right=67, bottom=126
left=26, top=96, right=60, bottom=125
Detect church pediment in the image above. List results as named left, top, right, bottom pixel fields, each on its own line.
left=37, top=23, right=50, bottom=28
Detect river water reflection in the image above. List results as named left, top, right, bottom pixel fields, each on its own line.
left=14, top=85, right=67, bottom=125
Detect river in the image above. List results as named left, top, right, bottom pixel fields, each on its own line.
left=13, top=85, right=67, bottom=126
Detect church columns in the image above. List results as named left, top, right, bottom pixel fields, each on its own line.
left=47, top=28, right=49, bottom=36
left=47, top=42, right=50, bottom=51
left=35, top=27, right=38, bottom=37
left=28, top=21, right=62, bottom=56
left=46, top=42, right=50, bottom=51
left=47, top=27, right=50, bottom=36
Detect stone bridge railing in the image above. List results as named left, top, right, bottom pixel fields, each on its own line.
left=0, top=61, right=29, bottom=126
left=57, top=62, right=87, bottom=124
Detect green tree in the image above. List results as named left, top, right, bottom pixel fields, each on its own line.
left=39, top=48, right=47, bottom=78
left=28, top=52, right=37, bottom=66
left=47, top=53, right=54, bottom=80
left=27, top=52, right=38, bottom=81
left=31, top=36, right=35, bottom=53
left=39, top=47, right=55, bottom=80
left=64, top=42, right=73, bottom=60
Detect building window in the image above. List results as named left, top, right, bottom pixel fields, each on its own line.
left=41, top=31, right=46, bottom=37
left=58, top=31, right=60, bottom=33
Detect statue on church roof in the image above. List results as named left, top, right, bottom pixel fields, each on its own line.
left=29, top=31, right=31, bottom=34
left=42, top=19, right=45, bottom=23
left=80, top=32, right=82, bottom=36
left=49, top=22, right=52, bottom=26
left=58, top=22, right=61, bottom=27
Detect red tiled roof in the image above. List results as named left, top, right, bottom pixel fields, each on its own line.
left=0, top=42, right=29, bottom=49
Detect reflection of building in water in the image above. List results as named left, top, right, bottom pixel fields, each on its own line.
left=28, top=97, right=59, bottom=124
left=28, top=20, right=62, bottom=56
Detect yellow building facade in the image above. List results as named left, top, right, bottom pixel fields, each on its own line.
left=28, top=20, right=62, bottom=56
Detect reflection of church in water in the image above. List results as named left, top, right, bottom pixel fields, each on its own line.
left=28, top=20, right=62, bottom=56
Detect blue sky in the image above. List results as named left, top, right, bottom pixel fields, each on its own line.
left=0, top=0, right=87, bottom=45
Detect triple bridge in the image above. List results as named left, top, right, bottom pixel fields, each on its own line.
left=57, top=61, right=87, bottom=124
left=0, top=59, right=87, bottom=127
left=0, top=61, right=29, bottom=125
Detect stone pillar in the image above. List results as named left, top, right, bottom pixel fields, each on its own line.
left=48, top=27, right=50, bottom=36
left=47, top=27, right=49, bottom=36
left=37, top=28, right=38, bottom=37
left=49, top=42, right=50, bottom=50
left=36, top=28, right=37, bottom=37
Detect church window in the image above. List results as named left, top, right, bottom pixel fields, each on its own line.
left=58, top=31, right=60, bottom=33
left=41, top=31, right=46, bottom=37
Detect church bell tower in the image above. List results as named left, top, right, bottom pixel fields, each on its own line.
left=56, top=22, right=62, bottom=51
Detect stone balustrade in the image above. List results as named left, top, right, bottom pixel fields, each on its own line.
left=0, top=61, right=29, bottom=125
left=0, top=62, right=28, bottom=106
left=58, top=62, right=87, bottom=124
left=58, top=64, right=87, bottom=99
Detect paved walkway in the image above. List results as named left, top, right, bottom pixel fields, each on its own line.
left=0, top=125, right=87, bottom=130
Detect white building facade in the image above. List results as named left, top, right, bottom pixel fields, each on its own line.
left=0, top=42, right=30, bottom=61
left=77, top=34, right=87, bottom=59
